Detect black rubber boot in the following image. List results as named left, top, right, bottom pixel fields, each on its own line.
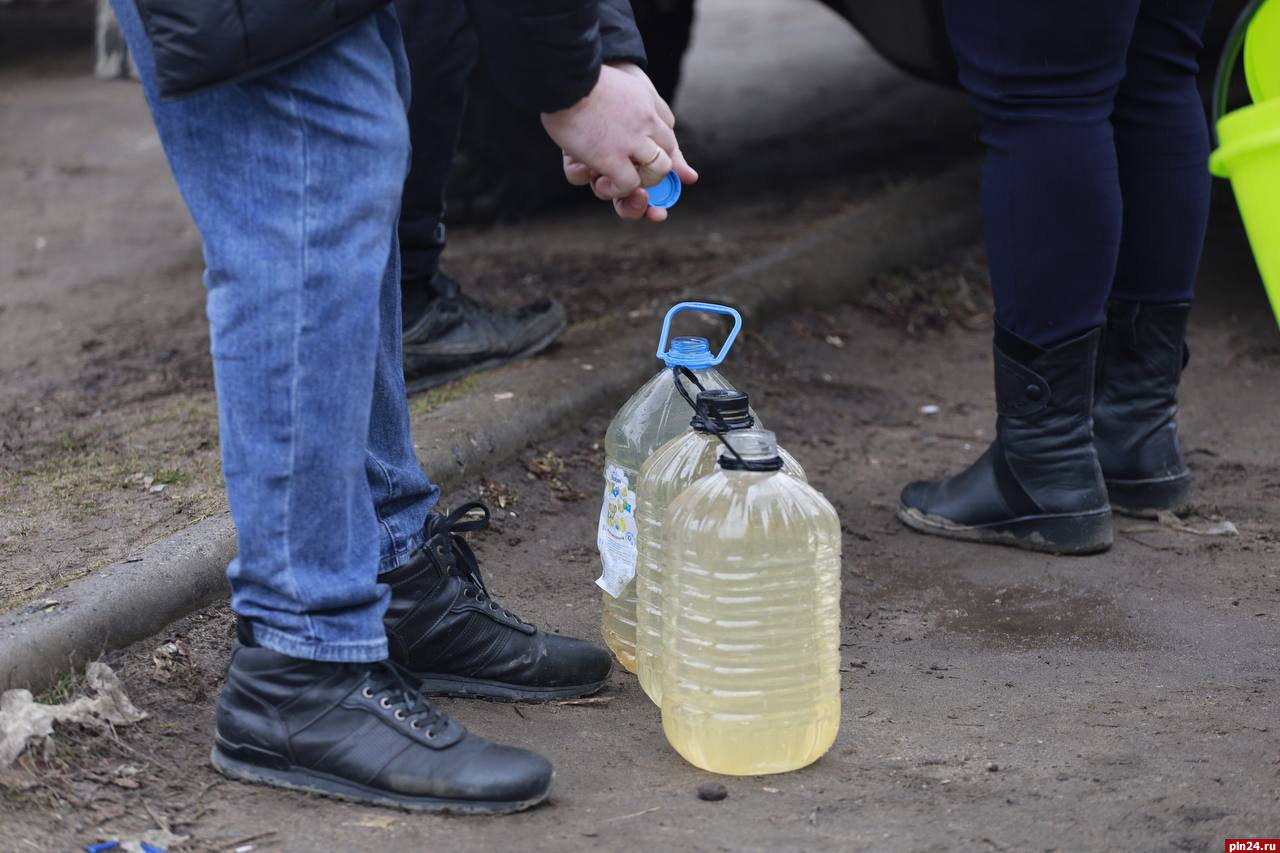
left=211, top=623, right=553, bottom=814
left=401, top=272, right=567, bottom=395
left=897, top=327, right=1113, bottom=555
left=384, top=502, right=613, bottom=701
left=1093, top=300, right=1193, bottom=517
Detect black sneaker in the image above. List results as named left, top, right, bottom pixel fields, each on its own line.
left=402, top=273, right=567, bottom=394
left=383, top=502, right=613, bottom=701
left=211, top=624, right=553, bottom=814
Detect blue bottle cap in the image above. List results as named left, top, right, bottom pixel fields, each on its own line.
left=645, top=171, right=682, bottom=209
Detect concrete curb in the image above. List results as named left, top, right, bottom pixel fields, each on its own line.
left=0, top=161, right=981, bottom=694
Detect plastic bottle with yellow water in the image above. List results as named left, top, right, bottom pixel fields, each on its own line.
left=597, top=302, right=745, bottom=671
left=661, top=428, right=841, bottom=776
left=634, top=388, right=805, bottom=704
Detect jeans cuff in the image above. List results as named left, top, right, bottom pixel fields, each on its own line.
left=251, top=623, right=388, bottom=663
left=378, top=525, right=427, bottom=574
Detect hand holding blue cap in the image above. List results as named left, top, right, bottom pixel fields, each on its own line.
left=645, top=171, right=682, bottom=209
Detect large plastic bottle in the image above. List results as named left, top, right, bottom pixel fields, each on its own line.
left=661, top=429, right=841, bottom=776
left=634, top=389, right=805, bottom=704
left=598, top=302, right=744, bottom=672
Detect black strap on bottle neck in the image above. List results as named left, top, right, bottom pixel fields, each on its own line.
left=671, top=366, right=783, bottom=473
left=719, top=453, right=783, bottom=472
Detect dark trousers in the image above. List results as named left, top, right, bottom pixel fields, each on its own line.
left=394, top=0, right=478, bottom=292
left=944, top=0, right=1214, bottom=347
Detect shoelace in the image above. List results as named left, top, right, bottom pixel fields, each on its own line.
left=365, top=659, right=450, bottom=738
left=428, top=501, right=531, bottom=628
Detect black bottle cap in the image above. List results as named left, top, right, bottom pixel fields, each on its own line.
left=691, top=389, right=754, bottom=432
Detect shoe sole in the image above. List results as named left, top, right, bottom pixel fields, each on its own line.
left=416, top=672, right=611, bottom=703
left=404, top=309, right=568, bottom=395
left=1105, top=473, right=1192, bottom=519
left=896, top=503, right=1114, bottom=555
left=210, top=745, right=551, bottom=815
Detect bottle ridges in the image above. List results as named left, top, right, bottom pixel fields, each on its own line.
left=635, top=431, right=806, bottom=705
left=660, top=469, right=841, bottom=776
left=599, top=366, right=739, bottom=671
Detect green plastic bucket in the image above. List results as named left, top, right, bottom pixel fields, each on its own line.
left=1244, top=0, right=1280, bottom=101
left=1211, top=0, right=1280, bottom=328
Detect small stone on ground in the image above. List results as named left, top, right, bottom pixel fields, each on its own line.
left=698, top=782, right=729, bottom=802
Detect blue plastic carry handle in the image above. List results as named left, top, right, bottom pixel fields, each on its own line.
left=655, top=301, right=743, bottom=367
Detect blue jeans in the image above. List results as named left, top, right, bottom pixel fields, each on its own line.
left=112, top=0, right=439, bottom=661
left=944, top=0, right=1213, bottom=347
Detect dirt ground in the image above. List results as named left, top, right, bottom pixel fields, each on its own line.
left=3, top=218, right=1279, bottom=850
left=0, top=0, right=974, bottom=611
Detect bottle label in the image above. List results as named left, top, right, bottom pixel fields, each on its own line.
left=596, top=463, right=638, bottom=598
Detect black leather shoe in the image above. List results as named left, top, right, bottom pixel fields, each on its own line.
left=1094, top=300, right=1193, bottom=517
left=384, top=502, right=613, bottom=701
left=897, top=327, right=1113, bottom=555
left=402, top=273, right=567, bottom=394
left=211, top=624, right=553, bottom=814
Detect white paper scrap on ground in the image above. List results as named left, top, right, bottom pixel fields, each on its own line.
left=0, top=662, right=147, bottom=767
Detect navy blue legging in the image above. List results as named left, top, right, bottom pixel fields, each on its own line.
left=945, top=0, right=1214, bottom=347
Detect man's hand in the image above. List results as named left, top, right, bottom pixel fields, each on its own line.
left=544, top=63, right=698, bottom=222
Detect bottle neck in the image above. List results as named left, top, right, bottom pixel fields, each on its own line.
left=661, top=336, right=715, bottom=370
left=691, top=412, right=754, bottom=433
left=717, top=428, right=784, bottom=472
left=719, top=453, right=783, bottom=472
